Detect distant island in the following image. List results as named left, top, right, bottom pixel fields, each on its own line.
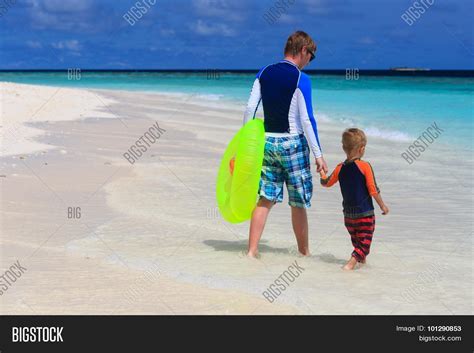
left=390, top=67, right=431, bottom=71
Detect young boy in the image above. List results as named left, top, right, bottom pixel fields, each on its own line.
left=320, top=128, right=389, bottom=270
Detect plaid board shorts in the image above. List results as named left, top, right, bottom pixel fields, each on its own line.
left=258, top=134, right=313, bottom=208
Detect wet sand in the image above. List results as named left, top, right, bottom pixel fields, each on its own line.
left=1, top=82, right=472, bottom=314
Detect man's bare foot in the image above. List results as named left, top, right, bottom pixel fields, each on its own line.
left=343, top=256, right=358, bottom=270
left=298, top=248, right=311, bottom=256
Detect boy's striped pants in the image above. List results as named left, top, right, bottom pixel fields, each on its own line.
left=344, top=215, right=376, bottom=262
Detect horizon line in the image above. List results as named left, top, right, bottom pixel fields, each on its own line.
left=1, top=69, right=473, bottom=77
left=1, top=68, right=473, bottom=71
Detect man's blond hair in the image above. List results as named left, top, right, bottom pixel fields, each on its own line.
left=284, top=30, right=316, bottom=56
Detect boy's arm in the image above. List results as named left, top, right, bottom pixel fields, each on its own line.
left=320, top=164, right=342, bottom=187
left=373, top=193, right=389, bottom=215
left=356, top=160, right=389, bottom=215
left=355, top=160, right=379, bottom=196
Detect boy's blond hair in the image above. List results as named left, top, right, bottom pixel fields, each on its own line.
left=342, top=128, right=367, bottom=153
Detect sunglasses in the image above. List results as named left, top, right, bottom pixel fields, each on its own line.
left=307, top=47, right=316, bottom=62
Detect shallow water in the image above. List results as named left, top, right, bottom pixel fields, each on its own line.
left=58, top=89, right=472, bottom=314
left=1, top=71, right=473, bottom=148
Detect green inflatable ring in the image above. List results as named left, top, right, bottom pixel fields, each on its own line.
left=216, top=119, right=265, bottom=223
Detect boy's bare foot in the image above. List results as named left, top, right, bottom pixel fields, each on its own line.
left=343, top=256, right=358, bottom=270
left=246, top=251, right=260, bottom=259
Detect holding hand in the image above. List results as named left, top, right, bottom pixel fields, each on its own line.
left=315, top=156, right=328, bottom=174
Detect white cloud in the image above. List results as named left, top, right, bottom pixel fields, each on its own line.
left=160, top=29, right=176, bottom=36
left=358, top=36, right=374, bottom=45
left=51, top=40, right=81, bottom=51
left=193, top=0, right=245, bottom=21
left=303, top=0, right=331, bottom=15
left=106, top=61, right=131, bottom=68
left=26, top=40, right=42, bottom=49
left=25, top=0, right=98, bottom=32
left=41, top=0, right=93, bottom=12
left=278, top=14, right=297, bottom=24
left=191, top=19, right=236, bottom=37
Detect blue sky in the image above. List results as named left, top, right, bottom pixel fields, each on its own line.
left=0, top=0, right=472, bottom=69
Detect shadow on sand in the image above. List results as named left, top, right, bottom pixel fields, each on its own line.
left=203, top=239, right=347, bottom=265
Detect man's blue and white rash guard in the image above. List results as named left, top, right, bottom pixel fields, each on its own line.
left=243, top=60, right=323, bottom=158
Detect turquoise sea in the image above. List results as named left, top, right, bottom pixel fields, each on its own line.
left=1, top=71, right=473, bottom=149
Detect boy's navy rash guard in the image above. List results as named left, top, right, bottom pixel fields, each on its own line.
left=321, top=159, right=380, bottom=219
left=243, top=60, right=323, bottom=158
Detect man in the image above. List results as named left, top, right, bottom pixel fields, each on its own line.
left=243, top=30, right=328, bottom=258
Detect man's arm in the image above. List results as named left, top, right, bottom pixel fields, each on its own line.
left=243, top=74, right=262, bottom=125
left=296, top=73, right=327, bottom=172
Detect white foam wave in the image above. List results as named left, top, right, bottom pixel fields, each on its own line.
left=317, top=111, right=413, bottom=143
left=194, top=93, right=224, bottom=101
left=363, top=126, right=413, bottom=142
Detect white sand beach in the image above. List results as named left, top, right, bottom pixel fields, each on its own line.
left=0, top=82, right=472, bottom=314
